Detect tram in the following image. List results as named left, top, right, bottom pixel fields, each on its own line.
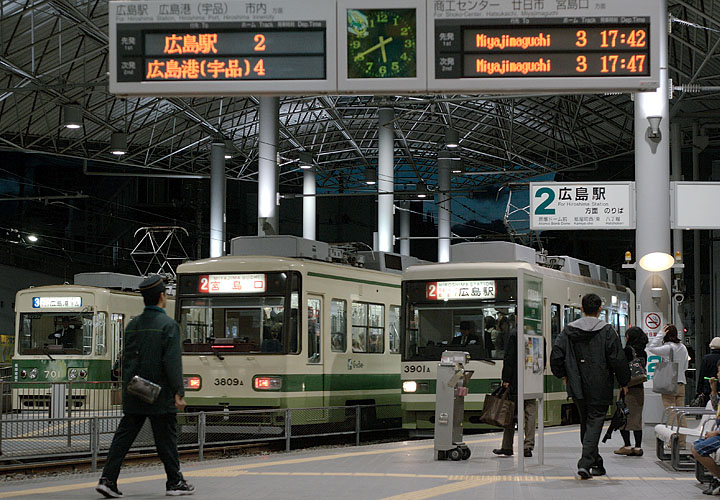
left=176, top=236, right=418, bottom=430
left=401, top=242, right=634, bottom=432
left=11, top=273, right=174, bottom=411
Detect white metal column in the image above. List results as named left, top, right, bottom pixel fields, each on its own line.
left=210, top=141, right=226, bottom=258
left=258, top=96, right=279, bottom=236
left=303, top=167, right=316, bottom=240
left=437, top=151, right=452, bottom=263
left=636, top=5, right=670, bottom=424
left=378, top=108, right=395, bottom=252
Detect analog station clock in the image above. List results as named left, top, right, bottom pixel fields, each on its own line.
left=346, top=8, right=416, bottom=79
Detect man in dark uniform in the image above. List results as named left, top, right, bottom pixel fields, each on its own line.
left=450, top=320, right=480, bottom=346
left=96, top=275, right=194, bottom=498
left=48, top=317, right=76, bottom=348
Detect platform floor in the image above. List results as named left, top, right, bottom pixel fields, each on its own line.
left=0, top=425, right=705, bottom=499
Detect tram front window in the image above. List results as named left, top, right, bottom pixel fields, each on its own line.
left=180, top=296, right=297, bottom=354
left=404, top=304, right=516, bottom=361
left=18, top=313, right=93, bottom=355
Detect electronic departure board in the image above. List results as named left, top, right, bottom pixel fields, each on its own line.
left=109, top=0, right=336, bottom=95
left=427, top=0, right=662, bottom=93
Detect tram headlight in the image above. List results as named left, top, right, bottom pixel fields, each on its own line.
left=28, top=368, right=38, bottom=380
left=184, top=376, right=202, bottom=390
left=402, top=381, right=418, bottom=393
left=20, top=369, right=27, bottom=379
left=68, top=369, right=78, bottom=381
left=79, top=369, right=87, bottom=379
left=253, top=376, right=282, bottom=390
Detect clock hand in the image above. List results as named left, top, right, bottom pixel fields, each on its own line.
left=354, top=36, right=394, bottom=61
left=380, top=36, right=388, bottom=63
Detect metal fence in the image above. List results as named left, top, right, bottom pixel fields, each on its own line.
left=0, top=380, right=401, bottom=470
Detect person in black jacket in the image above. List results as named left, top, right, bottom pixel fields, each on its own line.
left=550, top=293, right=630, bottom=480
left=493, top=319, right=545, bottom=458
left=697, top=337, right=720, bottom=397
left=615, top=326, right=648, bottom=456
left=96, top=276, right=195, bottom=498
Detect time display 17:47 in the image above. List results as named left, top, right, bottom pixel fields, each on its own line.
left=346, top=8, right=416, bottom=78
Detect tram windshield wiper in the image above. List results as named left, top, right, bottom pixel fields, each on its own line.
left=42, top=346, right=55, bottom=361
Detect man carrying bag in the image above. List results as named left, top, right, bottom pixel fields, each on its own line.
left=96, top=275, right=195, bottom=498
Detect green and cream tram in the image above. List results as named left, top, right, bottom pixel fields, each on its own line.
left=176, top=236, right=417, bottom=429
left=11, top=273, right=174, bottom=411
left=401, top=242, right=634, bottom=432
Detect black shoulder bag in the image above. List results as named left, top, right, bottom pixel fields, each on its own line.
left=126, top=348, right=162, bottom=404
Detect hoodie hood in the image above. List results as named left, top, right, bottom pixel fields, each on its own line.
left=566, top=316, right=607, bottom=340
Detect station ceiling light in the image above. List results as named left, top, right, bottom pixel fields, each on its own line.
left=299, top=151, right=314, bottom=170
left=364, top=167, right=377, bottom=185
left=638, top=252, right=675, bottom=272
left=224, top=139, right=235, bottom=159
left=445, top=128, right=459, bottom=149
left=110, top=132, right=128, bottom=155
left=63, top=104, right=83, bottom=129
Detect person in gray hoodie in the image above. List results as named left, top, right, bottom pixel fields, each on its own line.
left=550, top=293, right=630, bottom=480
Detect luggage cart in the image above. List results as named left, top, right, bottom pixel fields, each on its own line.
left=434, top=350, right=473, bottom=461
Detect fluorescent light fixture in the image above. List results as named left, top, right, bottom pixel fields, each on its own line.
left=445, top=128, right=459, bottom=149
left=27, top=235, right=38, bottom=242
left=110, top=132, right=127, bottom=155
left=638, top=252, right=675, bottom=272
left=364, top=167, right=377, bottom=185
left=452, top=159, right=464, bottom=174
left=224, top=140, right=235, bottom=159
left=63, top=104, right=82, bottom=129
left=416, top=183, right=428, bottom=198
left=299, top=151, right=314, bottom=170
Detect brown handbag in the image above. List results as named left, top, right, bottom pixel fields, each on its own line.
left=479, top=386, right=515, bottom=427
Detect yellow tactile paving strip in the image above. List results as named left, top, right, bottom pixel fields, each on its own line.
left=0, top=429, right=698, bottom=499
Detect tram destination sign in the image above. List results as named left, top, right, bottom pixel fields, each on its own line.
left=109, top=0, right=336, bottom=95
left=530, top=182, right=636, bottom=230
left=427, top=0, right=662, bottom=93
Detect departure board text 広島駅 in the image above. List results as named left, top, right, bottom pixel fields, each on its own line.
left=116, top=25, right=327, bottom=82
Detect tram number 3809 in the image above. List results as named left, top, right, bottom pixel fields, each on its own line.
left=214, top=378, right=242, bottom=386
left=403, top=365, right=431, bottom=374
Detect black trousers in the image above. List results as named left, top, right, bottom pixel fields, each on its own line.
left=102, top=413, right=183, bottom=488
left=573, top=399, right=608, bottom=470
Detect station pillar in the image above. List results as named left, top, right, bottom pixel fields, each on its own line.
left=209, top=141, right=226, bottom=258
left=258, top=96, right=279, bottom=236
left=378, top=108, right=395, bottom=253
left=399, top=200, right=410, bottom=256
left=635, top=5, right=671, bottom=423
left=303, top=166, right=316, bottom=241
left=437, top=151, right=452, bottom=263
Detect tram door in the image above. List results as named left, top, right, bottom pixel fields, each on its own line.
left=109, top=314, right=124, bottom=404
left=306, top=295, right=327, bottom=417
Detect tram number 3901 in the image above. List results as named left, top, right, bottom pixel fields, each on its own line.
left=403, top=365, right=431, bottom=374
left=214, top=378, right=242, bottom=386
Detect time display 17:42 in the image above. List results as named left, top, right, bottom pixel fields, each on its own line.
left=346, top=8, right=416, bottom=78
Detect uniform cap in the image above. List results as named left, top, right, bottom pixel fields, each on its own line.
left=139, top=275, right=166, bottom=296
left=711, top=337, right=720, bottom=350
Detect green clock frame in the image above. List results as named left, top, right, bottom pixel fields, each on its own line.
left=346, top=8, right=417, bottom=79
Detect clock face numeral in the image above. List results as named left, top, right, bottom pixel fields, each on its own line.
left=346, top=8, right=416, bottom=79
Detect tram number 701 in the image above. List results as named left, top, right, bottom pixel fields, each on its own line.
left=403, top=365, right=430, bottom=374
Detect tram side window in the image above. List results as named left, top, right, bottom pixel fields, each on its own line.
left=563, top=306, right=573, bottom=328
left=619, top=314, right=628, bottom=337
left=307, top=298, right=321, bottom=363
left=389, top=305, right=401, bottom=354
left=352, top=302, right=385, bottom=353
left=551, top=304, right=561, bottom=345
left=330, top=299, right=347, bottom=352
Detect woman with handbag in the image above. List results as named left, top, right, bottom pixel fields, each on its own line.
left=648, top=323, right=690, bottom=448
left=615, top=326, right=648, bottom=456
